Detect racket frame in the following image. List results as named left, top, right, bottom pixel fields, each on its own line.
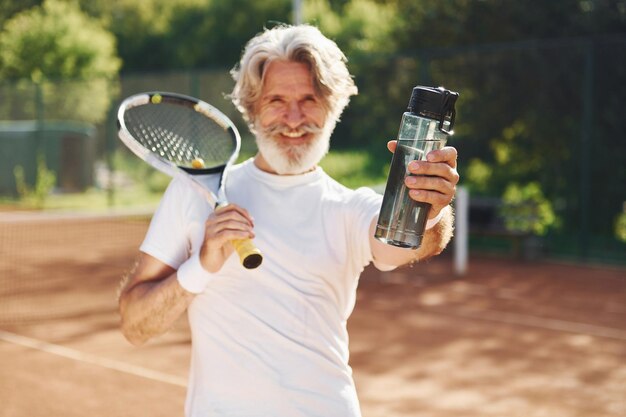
left=117, top=92, right=241, bottom=207
left=117, top=91, right=262, bottom=269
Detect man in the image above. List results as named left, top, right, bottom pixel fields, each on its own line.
left=119, top=24, right=458, bottom=417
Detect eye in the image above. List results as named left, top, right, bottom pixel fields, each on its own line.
left=268, top=96, right=285, bottom=104
left=301, top=95, right=320, bottom=107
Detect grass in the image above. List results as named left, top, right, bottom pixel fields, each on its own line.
left=237, top=146, right=389, bottom=189
left=0, top=186, right=163, bottom=213
left=0, top=149, right=389, bottom=212
left=320, top=150, right=387, bottom=189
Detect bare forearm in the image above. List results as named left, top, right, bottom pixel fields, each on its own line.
left=370, top=205, right=454, bottom=268
left=412, top=205, right=454, bottom=262
left=119, top=274, right=194, bottom=345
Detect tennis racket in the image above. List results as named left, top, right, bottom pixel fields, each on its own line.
left=117, top=91, right=263, bottom=269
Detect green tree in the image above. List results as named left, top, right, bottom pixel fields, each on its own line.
left=0, top=0, right=41, bottom=26
left=409, top=1, right=625, bottom=243
left=499, top=182, right=557, bottom=236
left=13, top=152, right=56, bottom=209
left=302, top=0, right=402, bottom=157
left=167, top=0, right=292, bottom=69
left=615, top=209, right=626, bottom=243
left=81, top=0, right=292, bottom=72
left=305, top=0, right=397, bottom=55
left=0, top=0, right=121, bottom=123
left=326, top=0, right=625, bottom=248
left=95, top=0, right=194, bottom=72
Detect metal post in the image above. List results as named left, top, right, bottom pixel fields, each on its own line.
left=454, top=186, right=469, bottom=275
left=293, top=0, right=302, bottom=25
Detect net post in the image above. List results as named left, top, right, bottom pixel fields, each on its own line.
left=454, top=185, right=469, bottom=276
left=292, top=0, right=302, bottom=24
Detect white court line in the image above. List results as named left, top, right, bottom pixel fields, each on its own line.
left=0, top=330, right=187, bottom=387
left=424, top=307, right=626, bottom=341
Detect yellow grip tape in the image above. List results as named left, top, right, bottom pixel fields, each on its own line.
left=231, top=238, right=263, bottom=269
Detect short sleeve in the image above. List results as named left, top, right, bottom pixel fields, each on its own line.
left=345, top=186, right=383, bottom=271
left=140, top=178, right=192, bottom=269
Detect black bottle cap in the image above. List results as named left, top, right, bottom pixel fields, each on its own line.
left=408, top=86, right=459, bottom=134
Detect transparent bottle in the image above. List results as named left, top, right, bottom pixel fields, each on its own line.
left=375, top=86, right=459, bottom=249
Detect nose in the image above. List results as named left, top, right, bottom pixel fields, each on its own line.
left=284, top=101, right=304, bottom=129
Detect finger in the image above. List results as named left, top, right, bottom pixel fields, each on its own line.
left=425, top=146, right=457, bottom=168
left=405, top=175, right=456, bottom=196
left=210, top=210, right=254, bottom=228
left=408, top=188, right=454, bottom=209
left=407, top=161, right=460, bottom=185
left=214, top=228, right=256, bottom=243
left=386, top=140, right=397, bottom=153
left=207, top=218, right=254, bottom=234
left=202, top=226, right=255, bottom=259
left=214, top=204, right=255, bottom=227
left=204, top=216, right=254, bottom=240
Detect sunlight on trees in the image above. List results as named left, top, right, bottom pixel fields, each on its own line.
left=0, top=0, right=121, bottom=123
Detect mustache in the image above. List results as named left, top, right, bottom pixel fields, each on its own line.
left=261, top=123, right=323, bottom=137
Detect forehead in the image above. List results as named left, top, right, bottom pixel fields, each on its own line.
left=261, top=60, right=316, bottom=96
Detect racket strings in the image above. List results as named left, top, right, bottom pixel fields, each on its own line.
left=124, top=102, right=236, bottom=169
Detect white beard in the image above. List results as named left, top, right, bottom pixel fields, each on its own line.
left=254, top=121, right=335, bottom=175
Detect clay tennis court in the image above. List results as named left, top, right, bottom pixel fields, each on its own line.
left=1, top=212, right=625, bottom=417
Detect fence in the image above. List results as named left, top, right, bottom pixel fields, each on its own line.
left=0, top=36, right=624, bottom=264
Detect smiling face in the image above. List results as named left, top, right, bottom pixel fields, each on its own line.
left=253, top=60, right=332, bottom=175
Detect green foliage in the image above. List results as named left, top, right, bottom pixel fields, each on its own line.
left=41, top=79, right=118, bottom=124
left=305, top=0, right=397, bottom=55
left=112, top=150, right=171, bottom=194
left=111, top=147, right=385, bottom=195
left=499, top=182, right=557, bottom=236
left=13, top=152, right=56, bottom=209
left=0, top=0, right=623, bottom=259
left=405, top=3, right=625, bottom=242
left=0, top=0, right=120, bottom=80
left=300, top=0, right=406, bottom=156
left=0, top=0, right=41, bottom=26
left=13, top=167, right=27, bottom=199
left=85, top=0, right=291, bottom=71
left=465, top=158, right=492, bottom=193
left=0, top=0, right=121, bottom=123
left=615, top=209, right=626, bottom=243
left=319, top=150, right=387, bottom=189
left=390, top=0, right=626, bottom=49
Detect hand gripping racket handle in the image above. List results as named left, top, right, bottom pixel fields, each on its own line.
left=231, top=238, right=263, bottom=269
left=213, top=201, right=263, bottom=269
left=201, top=190, right=262, bottom=270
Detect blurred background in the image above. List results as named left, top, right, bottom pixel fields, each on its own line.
left=1, top=2, right=625, bottom=417
left=0, top=0, right=624, bottom=263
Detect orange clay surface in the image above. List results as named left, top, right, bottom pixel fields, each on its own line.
left=1, top=215, right=625, bottom=417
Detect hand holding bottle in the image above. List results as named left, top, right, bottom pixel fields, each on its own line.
left=375, top=86, right=459, bottom=249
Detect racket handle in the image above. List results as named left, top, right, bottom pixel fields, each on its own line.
left=231, top=238, right=263, bottom=269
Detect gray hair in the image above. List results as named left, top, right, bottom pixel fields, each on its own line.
left=230, top=24, right=358, bottom=127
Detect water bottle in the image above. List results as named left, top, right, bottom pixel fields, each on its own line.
left=375, top=86, right=459, bottom=249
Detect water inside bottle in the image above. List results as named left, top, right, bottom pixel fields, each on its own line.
left=375, top=142, right=431, bottom=249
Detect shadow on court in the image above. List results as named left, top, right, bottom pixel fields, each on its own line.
left=351, top=258, right=626, bottom=417
left=1, top=214, right=625, bottom=417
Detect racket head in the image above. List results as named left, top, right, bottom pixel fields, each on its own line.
left=117, top=92, right=263, bottom=269
left=117, top=92, right=241, bottom=178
